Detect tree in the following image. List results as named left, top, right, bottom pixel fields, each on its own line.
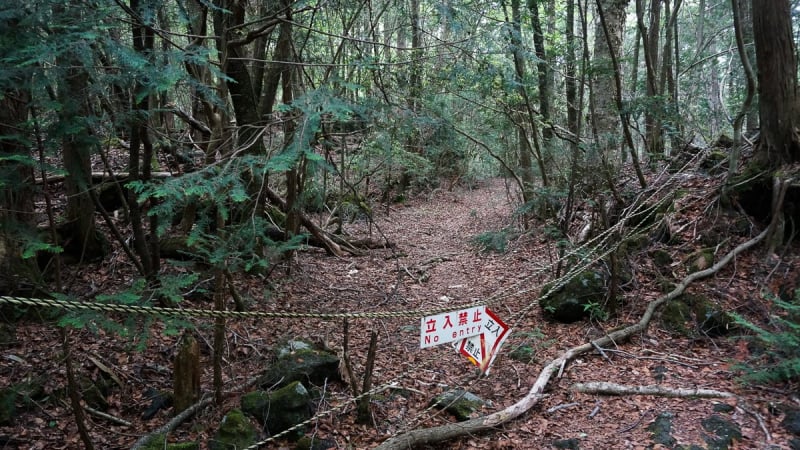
left=751, top=0, right=799, bottom=166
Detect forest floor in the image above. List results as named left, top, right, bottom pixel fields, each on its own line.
left=1, top=172, right=799, bottom=449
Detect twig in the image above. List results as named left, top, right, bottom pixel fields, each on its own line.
left=84, top=405, right=132, bottom=427
left=591, top=342, right=613, bottom=364
left=738, top=403, right=771, bottom=443
left=588, top=401, right=602, bottom=418
left=618, top=408, right=652, bottom=433
left=545, top=402, right=579, bottom=414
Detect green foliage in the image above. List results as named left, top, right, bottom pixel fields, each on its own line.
left=583, top=300, right=609, bottom=322
left=471, top=229, right=518, bottom=253
left=732, top=291, right=800, bottom=384
left=507, top=328, right=554, bottom=363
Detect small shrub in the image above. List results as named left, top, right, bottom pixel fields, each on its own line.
left=471, top=229, right=517, bottom=253
left=732, top=291, right=800, bottom=384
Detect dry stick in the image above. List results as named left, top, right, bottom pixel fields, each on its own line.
left=84, top=405, right=133, bottom=427
left=571, top=382, right=734, bottom=399
left=375, top=226, right=769, bottom=450
left=357, top=330, right=379, bottom=424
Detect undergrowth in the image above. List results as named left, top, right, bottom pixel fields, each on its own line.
left=732, top=290, right=800, bottom=384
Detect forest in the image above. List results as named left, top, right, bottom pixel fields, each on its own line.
left=1, top=0, right=800, bottom=448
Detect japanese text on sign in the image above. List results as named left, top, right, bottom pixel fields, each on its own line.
left=420, top=305, right=485, bottom=348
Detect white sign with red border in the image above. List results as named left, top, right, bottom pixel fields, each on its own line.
left=456, top=308, right=511, bottom=374
left=420, top=305, right=485, bottom=348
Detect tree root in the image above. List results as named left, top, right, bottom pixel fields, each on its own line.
left=375, top=227, right=768, bottom=449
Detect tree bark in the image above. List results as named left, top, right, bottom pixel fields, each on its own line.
left=751, top=0, right=799, bottom=166
left=58, top=6, right=107, bottom=262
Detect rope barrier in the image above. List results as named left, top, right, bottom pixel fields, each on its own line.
left=0, top=295, right=488, bottom=320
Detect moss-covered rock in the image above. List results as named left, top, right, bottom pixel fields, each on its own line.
left=259, top=340, right=340, bottom=389
left=138, top=433, right=199, bottom=450
left=782, top=407, right=800, bottom=435
left=241, top=381, right=311, bottom=440
left=209, top=409, right=258, bottom=450
left=687, top=248, right=714, bottom=274
left=701, top=414, right=741, bottom=449
left=690, top=296, right=735, bottom=336
left=661, top=300, right=693, bottom=335
left=429, top=389, right=489, bottom=421
left=650, top=249, right=673, bottom=271
left=295, top=435, right=338, bottom=450
left=647, top=411, right=677, bottom=448
left=0, top=387, right=16, bottom=426
left=552, top=438, right=580, bottom=449
left=540, top=270, right=606, bottom=323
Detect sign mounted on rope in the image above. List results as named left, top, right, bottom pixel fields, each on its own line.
left=455, top=307, right=510, bottom=375
left=419, top=305, right=485, bottom=348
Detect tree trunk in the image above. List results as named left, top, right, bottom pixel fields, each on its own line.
left=751, top=0, right=799, bottom=166
left=213, top=0, right=265, bottom=155
left=592, top=0, right=630, bottom=159
left=57, top=6, right=107, bottom=262
left=0, top=63, right=40, bottom=293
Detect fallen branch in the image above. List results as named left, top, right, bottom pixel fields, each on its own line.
left=265, top=186, right=350, bottom=257
left=84, top=405, right=132, bottom=427
left=130, top=376, right=260, bottom=450
left=572, top=381, right=734, bottom=399
left=375, top=227, right=769, bottom=449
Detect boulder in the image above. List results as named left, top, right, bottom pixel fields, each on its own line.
left=259, top=340, right=340, bottom=389
left=540, top=270, right=606, bottom=323
left=209, top=409, right=258, bottom=450
left=429, top=389, right=490, bottom=421
left=241, top=381, right=312, bottom=440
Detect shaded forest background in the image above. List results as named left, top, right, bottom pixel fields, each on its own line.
left=2, top=0, right=800, bottom=448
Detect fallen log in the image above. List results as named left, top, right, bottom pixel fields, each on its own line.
left=572, top=382, right=734, bottom=399
left=264, top=186, right=350, bottom=258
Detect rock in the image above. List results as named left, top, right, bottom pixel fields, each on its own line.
left=295, top=435, right=338, bottom=450
left=701, top=414, right=741, bottom=449
left=259, top=340, right=341, bottom=389
left=241, top=381, right=312, bottom=440
left=686, top=248, right=714, bottom=274
left=139, top=434, right=199, bottom=450
left=690, top=296, right=735, bottom=336
left=647, top=411, right=677, bottom=448
left=552, top=438, right=580, bottom=449
left=0, top=388, right=16, bottom=426
left=782, top=408, right=800, bottom=435
left=540, top=270, right=606, bottom=323
left=429, top=389, right=489, bottom=421
left=712, top=402, right=735, bottom=414
left=661, top=300, right=692, bottom=335
left=209, top=409, right=258, bottom=450
left=650, top=249, right=673, bottom=271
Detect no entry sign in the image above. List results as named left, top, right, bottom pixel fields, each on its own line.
left=420, top=305, right=485, bottom=348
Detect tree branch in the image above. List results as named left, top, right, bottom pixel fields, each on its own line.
left=572, top=381, right=734, bottom=398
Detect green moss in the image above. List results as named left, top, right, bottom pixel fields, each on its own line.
left=687, top=248, right=714, bottom=274
left=661, top=300, right=692, bottom=335
left=209, top=409, right=257, bottom=450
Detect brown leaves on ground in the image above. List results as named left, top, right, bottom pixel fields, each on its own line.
left=1, top=176, right=798, bottom=449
